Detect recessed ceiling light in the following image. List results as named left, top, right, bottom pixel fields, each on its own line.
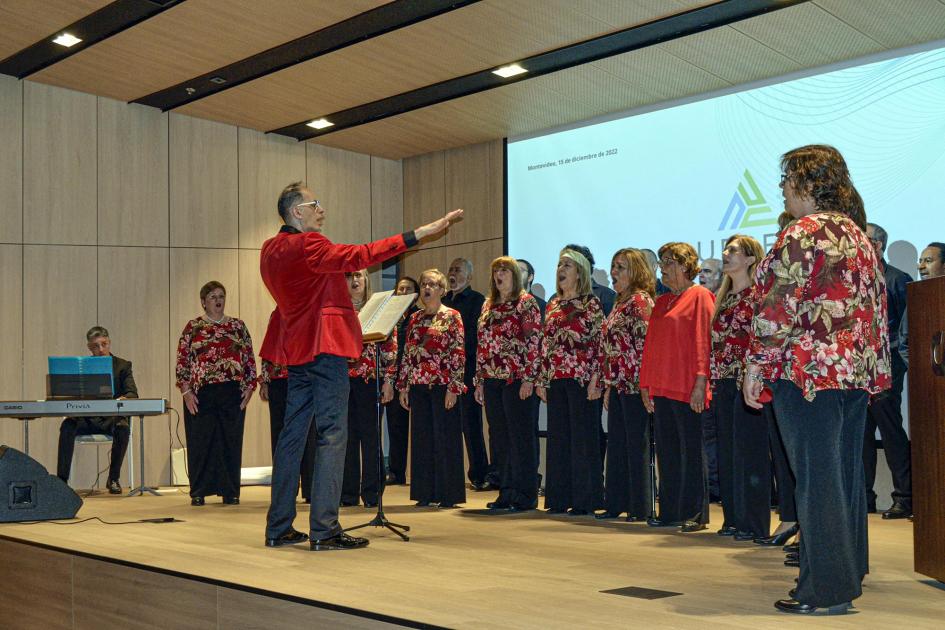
left=306, top=118, right=334, bottom=130
left=493, top=63, right=527, bottom=78
left=52, top=33, right=82, bottom=48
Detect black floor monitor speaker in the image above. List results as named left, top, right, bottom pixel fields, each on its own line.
left=0, top=445, right=82, bottom=522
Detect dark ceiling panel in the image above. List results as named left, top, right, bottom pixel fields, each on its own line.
left=134, top=0, right=480, bottom=111
left=0, top=0, right=185, bottom=79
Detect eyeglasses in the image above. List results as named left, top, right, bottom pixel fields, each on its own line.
left=658, top=258, right=678, bottom=268
left=294, top=199, right=321, bottom=210
left=779, top=173, right=791, bottom=187
left=419, top=281, right=441, bottom=289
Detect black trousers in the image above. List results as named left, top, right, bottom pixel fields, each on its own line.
left=604, top=391, right=650, bottom=518
left=767, top=402, right=797, bottom=523
left=863, top=353, right=911, bottom=509
left=544, top=379, right=604, bottom=511
left=772, top=381, right=869, bottom=607
left=385, top=396, right=410, bottom=483
left=653, top=397, right=708, bottom=524
left=267, top=378, right=317, bottom=501
left=713, top=379, right=770, bottom=536
left=57, top=416, right=130, bottom=483
left=701, top=405, right=720, bottom=499
left=409, top=385, right=466, bottom=505
left=483, top=379, right=539, bottom=509
left=342, top=378, right=382, bottom=505
left=458, top=378, right=490, bottom=484
left=183, top=381, right=245, bottom=499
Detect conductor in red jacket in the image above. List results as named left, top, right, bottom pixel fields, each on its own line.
left=261, top=181, right=462, bottom=551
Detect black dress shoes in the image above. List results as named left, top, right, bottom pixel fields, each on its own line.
left=753, top=523, right=799, bottom=546
left=774, top=599, right=851, bottom=615
left=882, top=502, right=912, bottom=519
left=363, top=501, right=378, bottom=508
left=647, top=518, right=675, bottom=527
left=567, top=508, right=589, bottom=516
left=223, top=496, right=239, bottom=505
left=680, top=521, right=707, bottom=533
left=265, top=529, right=308, bottom=548
left=470, top=480, right=490, bottom=491
left=717, top=526, right=737, bottom=536
left=734, top=531, right=757, bottom=541
left=106, top=479, right=122, bottom=495
left=509, top=503, right=537, bottom=513
left=190, top=496, right=205, bottom=506
left=487, top=501, right=511, bottom=510
left=595, top=511, right=622, bottom=520
left=310, top=532, right=369, bottom=551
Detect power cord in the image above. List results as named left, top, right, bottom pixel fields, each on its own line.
left=14, top=516, right=180, bottom=525
left=168, top=406, right=188, bottom=478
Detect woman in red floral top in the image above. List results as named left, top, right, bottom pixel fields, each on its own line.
left=342, top=270, right=398, bottom=508
left=473, top=256, right=543, bottom=511
left=536, top=249, right=604, bottom=515
left=743, top=145, right=891, bottom=615
left=639, top=242, right=714, bottom=532
left=709, top=234, right=772, bottom=541
left=396, top=269, right=466, bottom=508
left=175, top=281, right=257, bottom=506
left=595, top=248, right=655, bottom=521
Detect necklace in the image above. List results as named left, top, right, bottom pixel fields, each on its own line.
left=205, top=314, right=226, bottom=325
left=666, top=285, right=692, bottom=307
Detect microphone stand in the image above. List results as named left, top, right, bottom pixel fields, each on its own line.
left=344, top=342, right=410, bottom=541
left=646, top=410, right=660, bottom=525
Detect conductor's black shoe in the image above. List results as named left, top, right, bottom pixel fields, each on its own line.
left=190, top=496, right=205, bottom=506
left=310, top=532, right=369, bottom=551
left=265, top=529, right=308, bottom=548
left=486, top=501, right=510, bottom=510
left=595, top=511, right=622, bottom=520
left=882, top=502, right=912, bottom=519
left=717, top=526, right=737, bottom=536
left=223, top=496, right=239, bottom=505
left=106, top=479, right=122, bottom=495
left=680, top=521, right=707, bottom=533
left=774, top=599, right=851, bottom=615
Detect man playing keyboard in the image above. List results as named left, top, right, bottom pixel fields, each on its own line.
left=56, top=326, right=138, bottom=494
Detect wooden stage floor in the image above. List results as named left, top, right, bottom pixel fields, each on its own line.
left=1, top=485, right=942, bottom=629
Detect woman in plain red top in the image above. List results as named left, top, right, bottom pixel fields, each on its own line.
left=639, top=242, right=714, bottom=532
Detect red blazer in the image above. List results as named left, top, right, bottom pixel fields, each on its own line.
left=260, top=226, right=415, bottom=365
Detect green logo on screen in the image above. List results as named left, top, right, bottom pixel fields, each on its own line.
left=718, top=169, right=778, bottom=231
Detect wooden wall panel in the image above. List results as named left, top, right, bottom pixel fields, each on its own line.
left=168, top=248, right=241, bottom=437
left=98, top=100, right=169, bottom=247
left=403, top=151, right=445, bottom=249
left=238, top=248, right=275, bottom=467
left=169, top=113, right=238, bottom=248
left=0, top=540, right=72, bottom=630
left=22, top=245, right=97, bottom=472
left=306, top=143, right=372, bottom=245
left=23, top=82, right=97, bottom=246
left=0, top=245, right=23, bottom=449
left=98, top=246, right=171, bottom=486
left=238, top=128, right=305, bottom=249
left=0, top=75, right=22, bottom=244
left=401, top=246, right=450, bottom=285
left=371, top=156, right=404, bottom=240
left=73, top=556, right=217, bottom=630
left=445, top=140, right=504, bottom=245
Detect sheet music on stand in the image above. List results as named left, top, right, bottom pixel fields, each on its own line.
left=358, top=290, right=417, bottom=342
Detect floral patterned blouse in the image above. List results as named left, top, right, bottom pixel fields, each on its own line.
left=538, top=294, right=604, bottom=388
left=349, top=335, right=398, bottom=383
left=600, top=292, right=653, bottom=394
left=259, top=358, right=288, bottom=384
left=711, top=286, right=755, bottom=381
left=748, top=212, right=891, bottom=401
left=474, top=293, right=543, bottom=387
left=396, top=307, right=466, bottom=396
left=176, top=317, right=257, bottom=395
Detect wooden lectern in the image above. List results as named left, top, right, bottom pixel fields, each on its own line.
left=907, top=275, right=945, bottom=583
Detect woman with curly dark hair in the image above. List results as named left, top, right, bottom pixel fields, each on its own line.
left=744, top=145, right=890, bottom=614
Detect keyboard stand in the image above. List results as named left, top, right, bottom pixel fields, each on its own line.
left=128, top=415, right=160, bottom=497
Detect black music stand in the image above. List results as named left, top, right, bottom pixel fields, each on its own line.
left=344, top=342, right=410, bottom=541
left=646, top=411, right=660, bottom=525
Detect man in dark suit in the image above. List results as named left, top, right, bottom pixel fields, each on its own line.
left=261, top=181, right=459, bottom=551
left=443, top=257, right=493, bottom=489
left=864, top=223, right=913, bottom=518
left=56, top=326, right=138, bottom=494
left=516, top=259, right=546, bottom=320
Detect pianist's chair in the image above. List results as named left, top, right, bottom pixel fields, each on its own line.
left=72, top=433, right=114, bottom=491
